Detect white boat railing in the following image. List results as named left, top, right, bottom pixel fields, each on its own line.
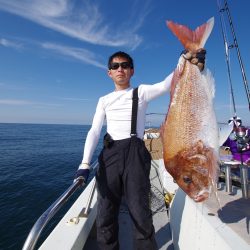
left=22, top=161, right=99, bottom=250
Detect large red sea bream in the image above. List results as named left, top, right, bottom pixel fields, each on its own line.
left=162, top=17, right=219, bottom=202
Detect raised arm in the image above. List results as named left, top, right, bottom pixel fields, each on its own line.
left=139, top=72, right=173, bottom=102
left=140, top=49, right=206, bottom=102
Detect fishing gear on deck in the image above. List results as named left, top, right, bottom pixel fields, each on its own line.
left=235, top=126, right=250, bottom=152
left=227, top=117, right=250, bottom=152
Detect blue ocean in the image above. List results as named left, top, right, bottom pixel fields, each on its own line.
left=0, top=123, right=105, bottom=250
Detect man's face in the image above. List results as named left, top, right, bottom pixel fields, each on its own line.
left=108, top=57, right=134, bottom=89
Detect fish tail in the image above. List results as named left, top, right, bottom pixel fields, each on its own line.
left=166, top=17, right=214, bottom=51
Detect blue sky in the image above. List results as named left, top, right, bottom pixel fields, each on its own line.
left=0, top=0, right=249, bottom=126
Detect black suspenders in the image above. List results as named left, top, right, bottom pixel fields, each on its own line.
left=103, top=87, right=138, bottom=148
left=131, top=87, right=138, bottom=137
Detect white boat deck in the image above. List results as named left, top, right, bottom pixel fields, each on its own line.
left=205, top=183, right=250, bottom=246
left=170, top=185, right=250, bottom=250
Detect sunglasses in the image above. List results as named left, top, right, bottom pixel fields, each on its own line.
left=109, top=62, right=132, bottom=70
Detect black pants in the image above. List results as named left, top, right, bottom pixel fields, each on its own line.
left=96, top=136, right=158, bottom=250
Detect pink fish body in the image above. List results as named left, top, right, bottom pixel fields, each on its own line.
left=162, top=18, right=219, bottom=202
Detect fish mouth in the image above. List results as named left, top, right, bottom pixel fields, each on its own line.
left=193, top=190, right=209, bottom=202
left=194, top=194, right=208, bottom=202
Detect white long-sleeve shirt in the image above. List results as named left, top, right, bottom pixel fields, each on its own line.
left=81, top=72, right=173, bottom=165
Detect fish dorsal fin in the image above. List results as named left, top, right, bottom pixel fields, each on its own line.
left=166, top=17, right=214, bottom=51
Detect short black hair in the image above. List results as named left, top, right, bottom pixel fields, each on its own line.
left=108, top=51, right=134, bottom=69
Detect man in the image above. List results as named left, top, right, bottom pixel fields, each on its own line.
left=74, top=50, right=205, bottom=249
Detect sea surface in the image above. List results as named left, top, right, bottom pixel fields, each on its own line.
left=0, top=123, right=105, bottom=250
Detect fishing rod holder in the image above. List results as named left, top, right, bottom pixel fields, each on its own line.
left=224, top=164, right=232, bottom=193
left=236, top=127, right=249, bottom=198
left=234, top=125, right=249, bottom=198
left=239, top=164, right=249, bottom=199
left=223, top=161, right=249, bottom=199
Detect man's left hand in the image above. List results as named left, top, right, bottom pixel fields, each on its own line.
left=182, top=48, right=206, bottom=71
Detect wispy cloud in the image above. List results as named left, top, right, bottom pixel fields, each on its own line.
left=0, top=0, right=151, bottom=49
left=0, top=38, right=22, bottom=49
left=0, top=99, right=33, bottom=105
left=0, top=36, right=106, bottom=69
left=0, top=99, right=62, bottom=107
left=41, top=42, right=106, bottom=69
left=59, top=97, right=91, bottom=101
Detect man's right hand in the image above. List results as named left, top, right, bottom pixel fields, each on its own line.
left=74, top=163, right=90, bottom=184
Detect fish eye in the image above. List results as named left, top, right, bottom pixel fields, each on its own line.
left=183, top=176, right=192, bottom=184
